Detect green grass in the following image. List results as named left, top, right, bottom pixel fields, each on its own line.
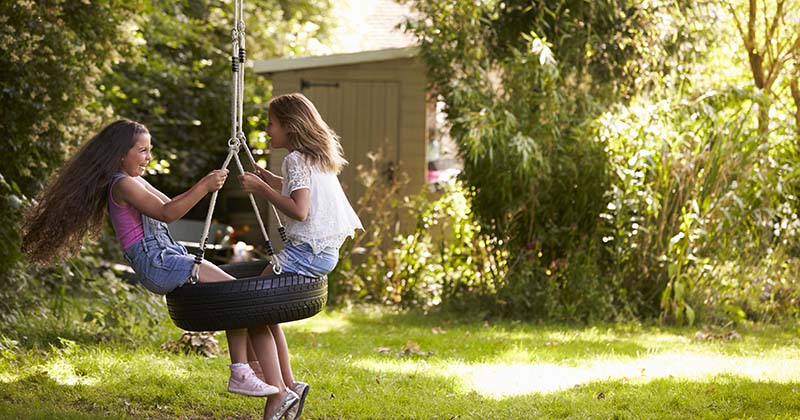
left=2, top=304, right=800, bottom=419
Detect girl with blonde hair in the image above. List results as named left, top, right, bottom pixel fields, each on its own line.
left=239, top=92, right=363, bottom=419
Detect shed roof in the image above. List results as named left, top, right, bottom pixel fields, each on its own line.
left=254, top=46, right=419, bottom=75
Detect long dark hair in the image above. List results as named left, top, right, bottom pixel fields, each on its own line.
left=22, top=119, right=149, bottom=264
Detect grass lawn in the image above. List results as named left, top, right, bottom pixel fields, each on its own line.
left=1, top=304, right=799, bottom=419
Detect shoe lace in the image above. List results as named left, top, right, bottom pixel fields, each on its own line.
left=242, top=370, right=268, bottom=389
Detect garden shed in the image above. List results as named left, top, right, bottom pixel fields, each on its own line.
left=256, top=46, right=428, bottom=198
left=226, top=46, right=458, bottom=245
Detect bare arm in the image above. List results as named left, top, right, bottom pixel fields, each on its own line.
left=239, top=172, right=309, bottom=221
left=114, top=170, right=228, bottom=223
left=136, top=177, right=170, bottom=202
left=253, top=164, right=283, bottom=190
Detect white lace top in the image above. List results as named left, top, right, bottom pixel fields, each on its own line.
left=279, top=151, right=363, bottom=253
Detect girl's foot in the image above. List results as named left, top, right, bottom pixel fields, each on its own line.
left=228, top=363, right=279, bottom=397
left=284, top=382, right=309, bottom=420
left=263, top=389, right=299, bottom=420
left=248, top=360, right=266, bottom=382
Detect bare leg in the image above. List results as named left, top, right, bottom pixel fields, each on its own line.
left=247, top=337, right=258, bottom=361
left=226, top=329, right=248, bottom=364
left=255, top=263, right=295, bottom=386
left=260, top=261, right=274, bottom=277
left=269, top=324, right=295, bottom=387
left=248, top=325, right=289, bottom=417
left=196, top=260, right=247, bottom=364
left=256, top=263, right=297, bottom=389
left=246, top=338, right=266, bottom=381
left=196, top=259, right=234, bottom=283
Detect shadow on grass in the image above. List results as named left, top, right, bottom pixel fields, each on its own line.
left=0, top=348, right=259, bottom=420
left=289, top=308, right=652, bottom=364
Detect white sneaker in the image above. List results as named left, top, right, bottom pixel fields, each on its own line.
left=227, top=364, right=279, bottom=397
left=248, top=360, right=265, bottom=381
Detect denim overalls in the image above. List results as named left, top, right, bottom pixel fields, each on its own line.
left=275, top=242, right=338, bottom=278
left=112, top=174, right=195, bottom=295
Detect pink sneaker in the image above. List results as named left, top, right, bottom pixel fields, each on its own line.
left=227, top=364, right=279, bottom=397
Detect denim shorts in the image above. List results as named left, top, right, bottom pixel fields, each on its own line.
left=275, top=242, right=339, bottom=277
left=124, top=237, right=194, bottom=295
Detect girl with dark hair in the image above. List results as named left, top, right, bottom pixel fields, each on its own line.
left=22, top=119, right=301, bottom=419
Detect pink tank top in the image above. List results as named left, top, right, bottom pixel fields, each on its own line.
left=108, top=175, right=144, bottom=250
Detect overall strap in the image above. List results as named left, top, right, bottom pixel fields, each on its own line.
left=109, top=172, right=127, bottom=190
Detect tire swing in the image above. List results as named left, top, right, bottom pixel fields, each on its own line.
left=166, top=0, right=326, bottom=332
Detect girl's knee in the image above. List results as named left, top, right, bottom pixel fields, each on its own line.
left=198, top=260, right=235, bottom=282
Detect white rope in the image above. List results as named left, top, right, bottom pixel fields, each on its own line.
left=230, top=148, right=281, bottom=273
left=190, top=140, right=238, bottom=282
left=240, top=135, right=285, bottom=238
left=190, top=0, right=285, bottom=281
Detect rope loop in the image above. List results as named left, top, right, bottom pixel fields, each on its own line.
left=227, top=137, right=241, bottom=151
left=236, top=131, right=248, bottom=145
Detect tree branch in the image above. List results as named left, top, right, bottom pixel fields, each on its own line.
left=727, top=2, right=747, bottom=44
left=747, top=0, right=765, bottom=88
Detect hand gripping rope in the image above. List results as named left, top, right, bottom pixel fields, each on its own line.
left=189, top=0, right=288, bottom=283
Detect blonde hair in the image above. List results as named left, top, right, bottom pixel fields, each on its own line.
left=268, top=93, right=348, bottom=173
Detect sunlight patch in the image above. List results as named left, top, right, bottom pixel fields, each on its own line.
left=130, top=354, right=191, bottom=380
left=355, top=351, right=800, bottom=398
left=286, top=313, right=352, bottom=334
left=354, top=359, right=452, bottom=386
left=454, top=352, right=800, bottom=398
left=45, top=359, right=98, bottom=387
left=0, top=371, right=19, bottom=383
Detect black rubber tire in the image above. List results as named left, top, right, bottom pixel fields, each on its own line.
left=165, top=260, right=327, bottom=331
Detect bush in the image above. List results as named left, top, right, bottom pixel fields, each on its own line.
left=0, top=0, right=135, bottom=316
left=596, top=88, right=799, bottom=324
left=331, top=160, right=506, bottom=312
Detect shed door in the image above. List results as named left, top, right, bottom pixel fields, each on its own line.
left=301, top=80, right=400, bottom=202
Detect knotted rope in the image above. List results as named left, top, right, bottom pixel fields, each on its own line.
left=190, top=0, right=287, bottom=282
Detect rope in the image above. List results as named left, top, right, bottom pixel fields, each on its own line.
left=240, top=133, right=288, bottom=242
left=190, top=0, right=285, bottom=282
left=191, top=140, right=238, bottom=282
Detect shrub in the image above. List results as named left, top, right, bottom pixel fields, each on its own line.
left=332, top=160, right=506, bottom=312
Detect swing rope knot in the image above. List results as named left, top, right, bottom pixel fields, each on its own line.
left=227, top=137, right=241, bottom=152
left=236, top=131, right=248, bottom=145
left=167, top=0, right=325, bottom=334
left=189, top=0, right=286, bottom=284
